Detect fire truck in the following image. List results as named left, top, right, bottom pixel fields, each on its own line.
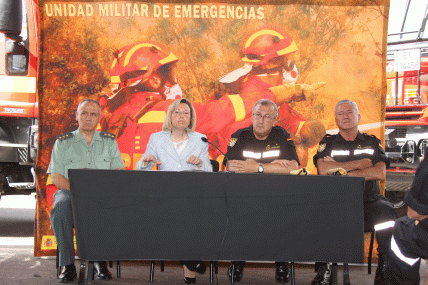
left=385, top=0, right=428, bottom=215
left=0, top=0, right=38, bottom=196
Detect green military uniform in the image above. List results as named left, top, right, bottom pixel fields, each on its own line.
left=48, top=129, right=124, bottom=266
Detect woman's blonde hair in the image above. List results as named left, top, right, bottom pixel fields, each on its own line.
left=162, top=98, right=196, bottom=132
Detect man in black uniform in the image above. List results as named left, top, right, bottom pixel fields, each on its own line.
left=225, top=98, right=300, bottom=283
left=312, top=99, right=397, bottom=285
left=385, top=148, right=428, bottom=285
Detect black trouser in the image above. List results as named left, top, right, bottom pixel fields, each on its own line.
left=364, top=197, right=398, bottom=257
left=315, top=197, right=397, bottom=270
left=385, top=217, right=428, bottom=285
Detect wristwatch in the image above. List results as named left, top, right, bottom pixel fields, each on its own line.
left=258, top=163, right=264, bottom=173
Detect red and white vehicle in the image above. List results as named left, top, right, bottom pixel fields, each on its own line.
left=385, top=0, right=428, bottom=214
left=0, top=0, right=38, bottom=195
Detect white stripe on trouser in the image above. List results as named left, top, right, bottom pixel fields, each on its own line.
left=390, top=236, right=420, bottom=266
left=374, top=221, right=395, bottom=231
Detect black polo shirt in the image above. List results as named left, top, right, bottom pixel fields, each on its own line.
left=313, top=132, right=389, bottom=202
left=225, top=125, right=299, bottom=165
left=404, top=149, right=428, bottom=216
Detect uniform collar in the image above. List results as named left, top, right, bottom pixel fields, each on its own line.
left=248, top=124, right=278, bottom=141
left=336, top=131, right=365, bottom=142
left=74, top=129, right=101, bottom=143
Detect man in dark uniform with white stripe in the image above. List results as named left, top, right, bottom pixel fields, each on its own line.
left=312, top=99, right=397, bottom=285
left=385, top=147, right=428, bottom=285
left=225, top=98, right=300, bottom=283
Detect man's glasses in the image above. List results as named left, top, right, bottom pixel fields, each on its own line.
left=252, top=113, right=274, bottom=121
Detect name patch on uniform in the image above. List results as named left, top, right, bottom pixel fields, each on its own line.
left=317, top=143, right=326, bottom=153
left=266, top=144, right=280, bottom=150
left=228, top=138, right=238, bottom=147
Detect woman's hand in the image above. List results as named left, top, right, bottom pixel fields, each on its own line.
left=143, top=154, right=161, bottom=166
left=187, top=155, right=202, bottom=167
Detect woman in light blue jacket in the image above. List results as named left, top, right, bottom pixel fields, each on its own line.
left=137, top=98, right=211, bottom=283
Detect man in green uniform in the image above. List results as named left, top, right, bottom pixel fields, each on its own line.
left=48, top=98, right=124, bottom=283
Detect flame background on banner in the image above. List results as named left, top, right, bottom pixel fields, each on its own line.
left=35, top=0, right=390, bottom=256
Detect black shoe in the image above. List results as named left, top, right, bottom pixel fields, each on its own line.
left=275, top=263, right=290, bottom=283
left=227, top=263, right=244, bottom=283
left=94, top=261, right=112, bottom=280
left=195, top=261, right=206, bottom=274
left=58, top=264, right=77, bottom=283
left=311, top=266, right=331, bottom=285
left=374, top=255, right=387, bottom=285
left=182, top=261, right=206, bottom=274
left=184, top=277, right=196, bottom=284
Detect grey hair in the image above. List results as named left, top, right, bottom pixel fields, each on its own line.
left=77, top=98, right=101, bottom=114
left=163, top=98, right=196, bottom=132
left=335, top=99, right=359, bottom=114
left=252, top=99, right=278, bottom=119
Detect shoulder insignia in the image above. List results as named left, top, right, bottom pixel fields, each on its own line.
left=362, top=133, right=377, bottom=138
left=228, top=138, right=238, bottom=147
left=57, top=132, right=74, bottom=141
left=100, top=132, right=116, bottom=140
left=317, top=143, right=326, bottom=153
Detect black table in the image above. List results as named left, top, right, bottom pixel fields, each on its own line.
left=69, top=169, right=365, bottom=284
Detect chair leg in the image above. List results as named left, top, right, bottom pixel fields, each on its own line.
left=230, top=262, right=235, bottom=284
left=330, top=263, right=338, bottom=285
left=56, top=249, right=61, bottom=279
left=87, top=261, right=94, bottom=284
left=290, top=262, right=296, bottom=285
left=78, top=260, right=86, bottom=285
left=117, top=261, right=121, bottom=278
left=210, top=262, right=214, bottom=284
left=161, top=260, right=164, bottom=272
left=368, top=229, right=375, bottom=274
left=149, top=261, right=155, bottom=282
left=343, top=263, right=350, bottom=285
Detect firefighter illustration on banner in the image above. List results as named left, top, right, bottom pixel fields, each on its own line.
left=212, top=25, right=326, bottom=167
left=98, top=27, right=325, bottom=169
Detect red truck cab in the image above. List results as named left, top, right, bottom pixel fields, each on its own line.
left=0, top=0, right=38, bottom=195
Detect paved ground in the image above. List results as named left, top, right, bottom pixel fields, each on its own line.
left=1, top=194, right=427, bottom=284
left=0, top=246, right=426, bottom=285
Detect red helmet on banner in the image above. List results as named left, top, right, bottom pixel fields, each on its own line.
left=240, top=25, right=298, bottom=66
left=110, top=41, right=179, bottom=87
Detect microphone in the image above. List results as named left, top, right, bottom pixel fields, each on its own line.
left=201, top=137, right=230, bottom=172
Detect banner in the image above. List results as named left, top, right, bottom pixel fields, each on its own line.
left=35, top=0, right=390, bottom=256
